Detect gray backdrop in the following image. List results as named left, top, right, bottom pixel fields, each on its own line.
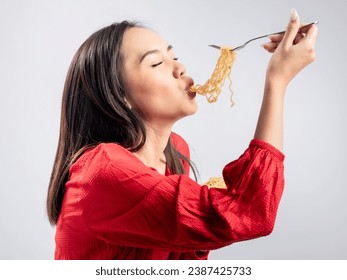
left=1, top=0, right=346, bottom=259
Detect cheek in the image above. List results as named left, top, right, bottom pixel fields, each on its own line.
left=126, top=81, right=161, bottom=115
left=124, top=66, right=185, bottom=117
left=130, top=74, right=176, bottom=105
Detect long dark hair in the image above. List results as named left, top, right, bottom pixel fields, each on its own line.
left=47, top=21, right=196, bottom=225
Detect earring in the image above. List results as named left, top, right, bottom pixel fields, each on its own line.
left=124, top=98, right=132, bottom=110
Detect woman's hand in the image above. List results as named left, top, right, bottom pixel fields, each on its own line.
left=254, top=9, right=318, bottom=151
left=263, top=9, right=318, bottom=88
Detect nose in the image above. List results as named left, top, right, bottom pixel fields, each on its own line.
left=187, top=76, right=194, bottom=88
left=173, top=60, right=186, bottom=79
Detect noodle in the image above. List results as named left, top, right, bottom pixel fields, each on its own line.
left=191, top=48, right=236, bottom=189
left=204, top=177, right=227, bottom=189
left=191, top=47, right=236, bottom=105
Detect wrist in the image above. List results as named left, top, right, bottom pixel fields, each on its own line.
left=264, top=76, right=288, bottom=98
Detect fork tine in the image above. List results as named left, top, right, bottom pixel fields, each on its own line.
left=208, top=44, right=221, bottom=50
left=208, top=44, right=241, bottom=51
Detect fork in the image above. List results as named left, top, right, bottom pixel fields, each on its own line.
left=209, top=21, right=318, bottom=51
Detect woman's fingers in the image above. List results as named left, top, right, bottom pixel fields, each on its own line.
left=262, top=41, right=279, bottom=53
left=282, top=9, right=300, bottom=48
left=303, top=23, right=318, bottom=45
left=293, top=23, right=317, bottom=44
left=269, top=34, right=284, bottom=43
left=299, top=22, right=316, bottom=34
left=264, top=21, right=317, bottom=52
left=267, top=32, right=303, bottom=47
left=294, top=32, right=304, bottom=44
left=264, top=9, right=318, bottom=86
left=268, top=21, right=315, bottom=45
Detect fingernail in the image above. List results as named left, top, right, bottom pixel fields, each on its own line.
left=290, top=8, right=298, bottom=22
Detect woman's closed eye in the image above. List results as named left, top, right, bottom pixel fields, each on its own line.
left=151, top=57, right=179, bottom=68
left=151, top=61, right=163, bottom=67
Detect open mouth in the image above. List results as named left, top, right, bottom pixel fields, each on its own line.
left=187, top=88, right=196, bottom=98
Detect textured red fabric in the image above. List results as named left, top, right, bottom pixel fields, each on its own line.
left=54, top=133, right=285, bottom=260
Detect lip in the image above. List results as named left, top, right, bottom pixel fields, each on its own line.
left=187, top=88, right=196, bottom=98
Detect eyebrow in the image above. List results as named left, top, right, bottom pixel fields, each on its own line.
left=139, top=45, right=173, bottom=63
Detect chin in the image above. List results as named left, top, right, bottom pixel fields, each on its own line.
left=185, top=100, right=198, bottom=116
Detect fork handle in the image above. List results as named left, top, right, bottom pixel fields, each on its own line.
left=232, top=21, right=318, bottom=51
left=267, top=20, right=318, bottom=37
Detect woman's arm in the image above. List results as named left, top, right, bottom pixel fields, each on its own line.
left=57, top=141, right=284, bottom=253
left=254, top=9, right=318, bottom=151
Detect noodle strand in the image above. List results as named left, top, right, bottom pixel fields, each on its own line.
left=191, top=47, right=236, bottom=105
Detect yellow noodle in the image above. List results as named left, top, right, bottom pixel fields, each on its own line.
left=191, top=47, right=236, bottom=105
left=204, top=177, right=227, bottom=189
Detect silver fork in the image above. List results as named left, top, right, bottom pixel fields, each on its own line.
left=209, top=21, right=318, bottom=51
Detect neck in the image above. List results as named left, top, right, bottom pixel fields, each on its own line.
left=133, top=123, right=173, bottom=174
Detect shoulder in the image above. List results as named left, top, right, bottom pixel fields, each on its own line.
left=69, top=143, right=142, bottom=180
left=79, top=142, right=133, bottom=164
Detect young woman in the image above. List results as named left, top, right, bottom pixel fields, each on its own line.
left=47, top=9, right=317, bottom=259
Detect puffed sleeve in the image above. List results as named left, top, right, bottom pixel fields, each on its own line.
left=66, top=138, right=284, bottom=252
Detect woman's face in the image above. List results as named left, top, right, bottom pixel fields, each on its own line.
left=121, top=27, right=197, bottom=127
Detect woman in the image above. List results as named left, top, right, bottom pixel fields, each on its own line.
left=47, top=9, right=317, bottom=259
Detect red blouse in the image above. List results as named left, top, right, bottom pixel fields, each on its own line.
left=55, top=133, right=285, bottom=260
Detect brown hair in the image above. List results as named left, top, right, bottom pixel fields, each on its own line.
left=47, top=21, right=196, bottom=225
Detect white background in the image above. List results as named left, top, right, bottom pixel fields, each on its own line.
left=1, top=0, right=346, bottom=259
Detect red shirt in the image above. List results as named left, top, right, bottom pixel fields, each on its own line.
left=55, top=133, right=285, bottom=259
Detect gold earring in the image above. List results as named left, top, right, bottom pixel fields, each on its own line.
left=124, top=98, right=132, bottom=109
